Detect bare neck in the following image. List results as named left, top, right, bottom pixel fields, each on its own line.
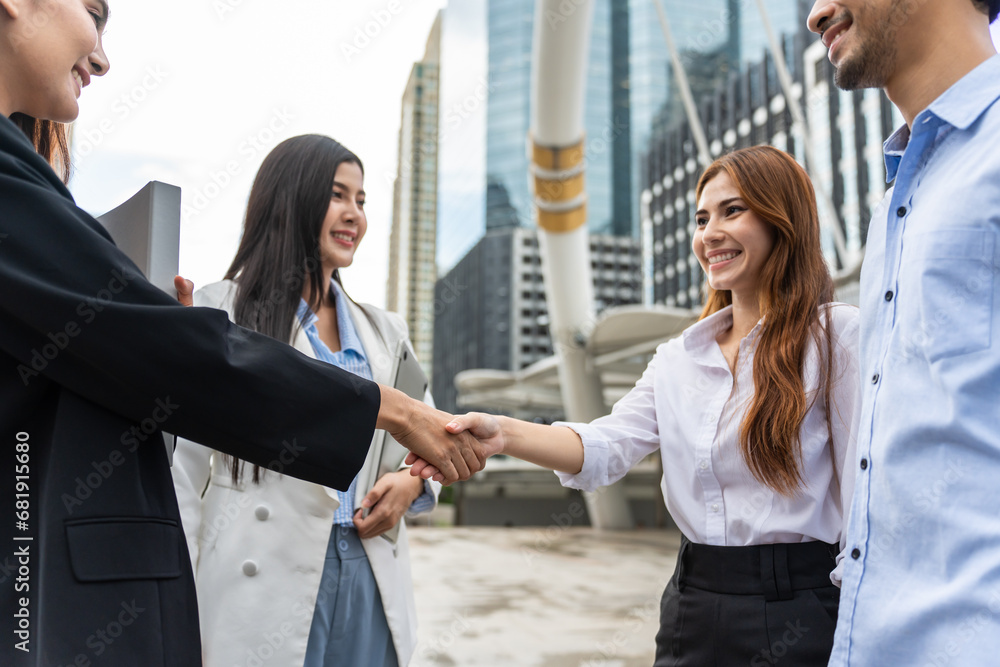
left=302, top=268, right=336, bottom=312
left=885, top=12, right=996, bottom=127
left=730, top=293, right=760, bottom=340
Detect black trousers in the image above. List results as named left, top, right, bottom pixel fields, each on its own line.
left=654, top=537, right=840, bottom=667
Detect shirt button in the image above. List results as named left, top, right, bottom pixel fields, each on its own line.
left=699, top=460, right=709, bottom=470
left=896, top=206, right=907, bottom=217
left=884, top=291, right=894, bottom=302
left=851, top=548, right=861, bottom=560
left=711, top=503, right=719, bottom=512
left=254, top=505, right=270, bottom=521
left=242, top=560, right=258, bottom=576
left=871, top=373, right=880, bottom=384
left=860, top=458, right=868, bottom=470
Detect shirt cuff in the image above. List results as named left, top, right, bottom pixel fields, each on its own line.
left=551, top=421, right=609, bottom=493
left=830, top=548, right=846, bottom=587
left=407, top=480, right=436, bottom=516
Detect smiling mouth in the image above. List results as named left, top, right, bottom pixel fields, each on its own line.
left=332, top=232, right=355, bottom=245
left=708, top=251, right=741, bottom=266
left=72, top=70, right=84, bottom=95
left=823, top=20, right=853, bottom=60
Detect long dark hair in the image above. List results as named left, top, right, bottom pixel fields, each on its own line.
left=697, top=146, right=837, bottom=496
left=12, top=114, right=71, bottom=183
left=223, top=134, right=363, bottom=482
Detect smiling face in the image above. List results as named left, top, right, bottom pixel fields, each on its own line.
left=318, top=161, right=367, bottom=273
left=0, top=0, right=110, bottom=120
left=807, top=0, right=906, bottom=90
left=693, top=171, right=776, bottom=302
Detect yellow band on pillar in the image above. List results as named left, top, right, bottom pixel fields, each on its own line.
left=533, top=172, right=585, bottom=203
left=532, top=138, right=585, bottom=171
left=537, top=205, right=587, bottom=233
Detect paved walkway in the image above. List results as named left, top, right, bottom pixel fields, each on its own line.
left=409, top=527, right=681, bottom=666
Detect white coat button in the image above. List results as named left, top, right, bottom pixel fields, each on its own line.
left=255, top=505, right=270, bottom=521
left=242, top=560, right=258, bottom=576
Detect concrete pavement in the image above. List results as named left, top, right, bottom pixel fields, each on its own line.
left=409, top=527, right=681, bottom=666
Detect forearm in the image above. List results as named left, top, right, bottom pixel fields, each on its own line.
left=499, top=416, right=584, bottom=474
left=376, top=385, right=414, bottom=433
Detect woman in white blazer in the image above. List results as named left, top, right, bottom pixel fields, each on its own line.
left=172, top=135, right=440, bottom=667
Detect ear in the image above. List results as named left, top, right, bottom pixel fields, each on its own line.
left=0, top=0, right=22, bottom=20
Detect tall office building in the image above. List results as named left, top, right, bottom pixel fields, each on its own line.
left=485, top=0, right=621, bottom=236
left=386, top=12, right=442, bottom=374
left=432, top=226, right=641, bottom=415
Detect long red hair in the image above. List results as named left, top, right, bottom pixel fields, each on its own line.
left=697, top=146, right=836, bottom=496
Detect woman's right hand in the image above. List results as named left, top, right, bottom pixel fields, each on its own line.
left=405, top=412, right=506, bottom=480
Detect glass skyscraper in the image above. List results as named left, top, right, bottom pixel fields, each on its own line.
left=482, top=0, right=802, bottom=242
left=485, top=0, right=617, bottom=236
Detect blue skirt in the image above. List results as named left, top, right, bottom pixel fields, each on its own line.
left=303, top=525, right=398, bottom=667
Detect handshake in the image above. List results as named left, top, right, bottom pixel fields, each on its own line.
left=376, top=386, right=505, bottom=484
left=174, top=276, right=509, bottom=485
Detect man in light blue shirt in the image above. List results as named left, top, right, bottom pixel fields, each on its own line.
left=807, top=0, right=1000, bottom=664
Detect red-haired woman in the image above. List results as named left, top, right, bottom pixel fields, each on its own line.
left=433, top=145, right=860, bottom=665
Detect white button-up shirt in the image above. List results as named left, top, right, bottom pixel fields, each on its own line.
left=556, top=304, right=860, bottom=582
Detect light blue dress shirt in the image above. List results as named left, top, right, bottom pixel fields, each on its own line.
left=830, top=55, right=1000, bottom=666
left=296, top=279, right=435, bottom=526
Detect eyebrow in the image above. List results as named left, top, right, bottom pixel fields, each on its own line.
left=695, top=197, right=742, bottom=217
left=332, top=181, right=365, bottom=197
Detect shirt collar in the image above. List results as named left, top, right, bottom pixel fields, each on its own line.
left=883, top=54, right=1000, bottom=183
left=681, top=305, right=764, bottom=367
left=296, top=279, right=367, bottom=360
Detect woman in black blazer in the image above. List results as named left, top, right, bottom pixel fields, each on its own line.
left=0, top=3, right=484, bottom=666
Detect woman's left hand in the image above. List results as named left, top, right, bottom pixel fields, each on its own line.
left=353, top=470, right=425, bottom=539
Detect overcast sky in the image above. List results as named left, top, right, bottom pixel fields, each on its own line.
left=70, top=0, right=487, bottom=309
left=69, top=3, right=1000, bottom=308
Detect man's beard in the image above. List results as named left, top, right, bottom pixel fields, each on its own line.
left=832, top=5, right=902, bottom=90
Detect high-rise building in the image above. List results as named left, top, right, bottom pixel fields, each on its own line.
left=485, top=0, right=621, bottom=236
left=386, top=12, right=442, bottom=374
left=432, top=227, right=641, bottom=415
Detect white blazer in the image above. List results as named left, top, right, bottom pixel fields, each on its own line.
left=171, top=280, right=440, bottom=666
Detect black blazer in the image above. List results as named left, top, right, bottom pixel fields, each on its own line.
left=0, top=115, right=379, bottom=666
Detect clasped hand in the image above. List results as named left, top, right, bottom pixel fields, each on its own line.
left=403, top=412, right=505, bottom=483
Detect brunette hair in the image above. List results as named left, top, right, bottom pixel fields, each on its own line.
left=973, top=0, right=999, bottom=22
left=697, top=146, right=836, bottom=496
left=223, top=134, right=363, bottom=483
left=11, top=114, right=71, bottom=183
